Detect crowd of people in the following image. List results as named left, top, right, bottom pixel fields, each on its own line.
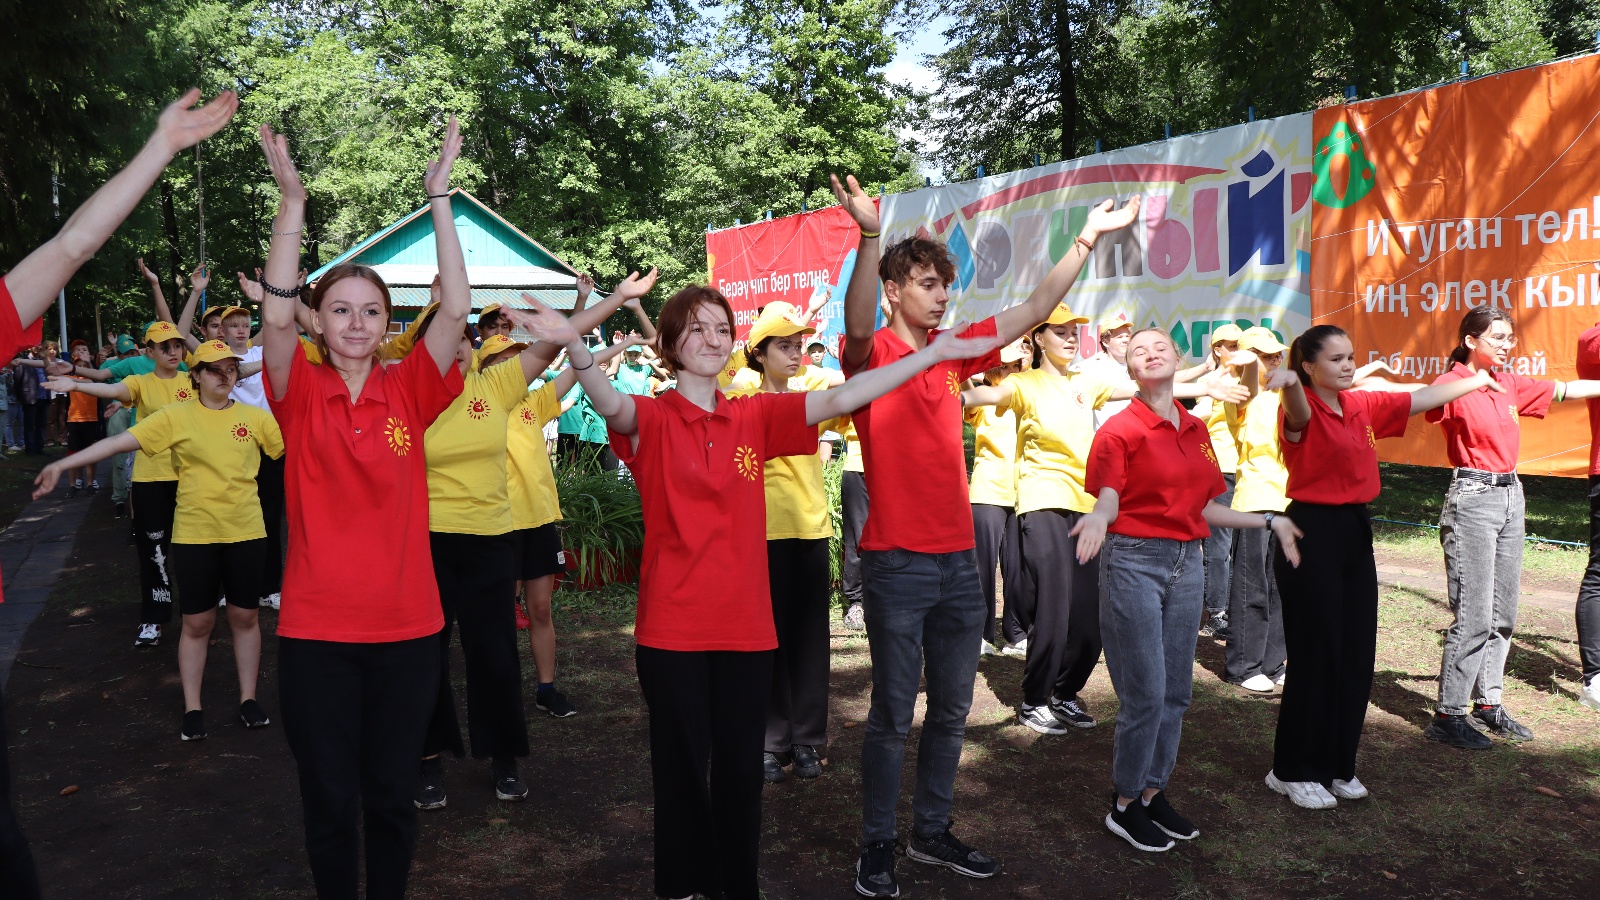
left=3, top=92, right=1600, bottom=900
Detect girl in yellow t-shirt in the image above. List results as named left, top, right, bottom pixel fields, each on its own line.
left=44, top=320, right=194, bottom=648
left=38, top=341, right=283, bottom=741
left=966, top=340, right=1029, bottom=656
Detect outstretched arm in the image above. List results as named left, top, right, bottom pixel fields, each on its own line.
left=994, top=197, right=1142, bottom=344
left=623, top=295, right=657, bottom=341
left=510, top=269, right=658, bottom=378
left=41, top=377, right=130, bottom=402
left=830, top=174, right=881, bottom=371
left=805, top=329, right=1005, bottom=425
left=959, top=382, right=1014, bottom=409
left=4, top=90, right=238, bottom=326
left=34, top=431, right=143, bottom=497
left=551, top=339, right=635, bottom=396
left=419, top=117, right=470, bottom=376
left=1407, top=369, right=1502, bottom=415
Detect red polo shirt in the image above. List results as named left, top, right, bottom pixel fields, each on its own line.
left=269, top=346, right=463, bottom=642
left=0, top=276, right=43, bottom=605
left=1424, top=362, right=1553, bottom=473
left=613, top=389, right=814, bottom=651
left=1087, top=399, right=1226, bottom=540
left=1280, top=388, right=1411, bottom=505
left=1578, top=324, right=1600, bottom=475
left=844, top=318, right=1002, bottom=553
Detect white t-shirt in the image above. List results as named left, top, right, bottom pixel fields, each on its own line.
left=231, top=343, right=269, bottom=410
left=1082, top=352, right=1134, bottom=428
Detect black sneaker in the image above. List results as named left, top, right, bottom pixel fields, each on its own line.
left=763, top=751, right=789, bottom=783
left=1143, top=791, right=1199, bottom=840
left=492, top=757, right=528, bottom=801
left=415, top=757, right=447, bottom=810
left=1424, top=713, right=1493, bottom=750
left=181, top=709, right=206, bottom=742
left=113, top=501, right=126, bottom=518
left=239, top=699, right=271, bottom=729
left=1199, top=610, right=1230, bottom=639
left=1049, top=695, right=1098, bottom=729
left=791, top=744, right=823, bottom=779
left=854, top=839, right=898, bottom=897
left=906, top=825, right=997, bottom=879
left=1105, top=795, right=1175, bottom=852
left=535, top=688, right=578, bottom=718
left=1472, top=703, right=1533, bottom=742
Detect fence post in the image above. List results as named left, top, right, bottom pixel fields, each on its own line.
left=976, top=165, right=985, bottom=178
left=1247, top=105, right=1255, bottom=122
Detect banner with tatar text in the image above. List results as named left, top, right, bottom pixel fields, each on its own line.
left=1310, top=54, right=1600, bottom=476
left=880, top=115, right=1316, bottom=362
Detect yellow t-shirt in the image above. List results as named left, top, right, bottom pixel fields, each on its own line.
left=1001, top=367, right=1114, bottom=515
left=508, top=380, right=564, bottom=530
left=1229, top=390, right=1289, bottom=513
left=840, top=419, right=863, bottom=473
left=123, top=371, right=196, bottom=482
left=729, top=386, right=833, bottom=540
left=727, top=367, right=762, bottom=391
left=717, top=347, right=748, bottom=387
left=377, top=329, right=415, bottom=361
left=1194, top=396, right=1241, bottom=474
left=424, top=360, right=530, bottom=535
left=128, top=400, right=284, bottom=544
left=966, top=404, right=1017, bottom=508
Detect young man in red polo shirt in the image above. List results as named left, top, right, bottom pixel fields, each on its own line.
left=829, top=173, right=1139, bottom=895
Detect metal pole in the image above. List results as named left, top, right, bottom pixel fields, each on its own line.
left=52, top=168, right=67, bottom=347
left=195, top=145, right=207, bottom=313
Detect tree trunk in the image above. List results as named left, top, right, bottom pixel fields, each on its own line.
left=304, top=195, right=322, bottom=272
left=1056, top=0, right=1078, bottom=159
left=160, top=179, right=183, bottom=294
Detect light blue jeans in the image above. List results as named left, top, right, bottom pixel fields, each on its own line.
left=1099, top=535, right=1204, bottom=799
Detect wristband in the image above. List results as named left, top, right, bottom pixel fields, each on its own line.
left=572, top=359, right=594, bottom=371
left=271, top=227, right=302, bottom=237
left=1555, top=381, right=1567, bottom=402
left=427, top=193, right=451, bottom=200
left=859, top=230, right=880, bottom=240
left=1075, top=235, right=1095, bottom=253
left=260, top=280, right=300, bottom=299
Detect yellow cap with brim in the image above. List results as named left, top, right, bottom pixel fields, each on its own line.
left=1042, top=304, right=1090, bottom=327
left=999, top=339, right=1029, bottom=363
left=405, top=302, right=441, bottom=340
left=1210, top=323, right=1245, bottom=345
left=190, top=340, right=241, bottom=366
left=474, top=333, right=528, bottom=369
left=1239, top=326, right=1289, bottom=354
left=145, top=321, right=183, bottom=344
left=479, top=303, right=504, bottom=321
left=747, top=302, right=815, bottom=350
left=217, top=305, right=252, bottom=321
left=1098, top=312, right=1134, bottom=337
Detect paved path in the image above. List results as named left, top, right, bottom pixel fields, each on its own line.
left=1375, top=559, right=1577, bottom=614
left=0, top=461, right=107, bottom=689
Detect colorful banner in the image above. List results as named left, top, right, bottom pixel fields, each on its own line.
left=1310, top=54, right=1600, bottom=476
left=705, top=204, right=864, bottom=362
left=880, top=115, right=1316, bottom=362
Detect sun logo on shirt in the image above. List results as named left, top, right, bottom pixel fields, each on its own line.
left=519, top=407, right=536, bottom=426
left=1364, top=424, right=1376, bottom=448
left=231, top=423, right=252, bottom=443
left=174, top=388, right=193, bottom=402
left=945, top=371, right=961, bottom=395
left=1508, top=404, right=1519, bottom=423
left=467, top=397, right=491, bottom=420
left=385, top=417, right=412, bottom=456
left=1071, top=390, right=1086, bottom=407
left=1200, top=441, right=1219, bottom=468
left=735, top=444, right=760, bottom=481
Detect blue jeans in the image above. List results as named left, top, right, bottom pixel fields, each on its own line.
left=1099, top=535, right=1204, bottom=800
left=859, top=548, right=984, bottom=843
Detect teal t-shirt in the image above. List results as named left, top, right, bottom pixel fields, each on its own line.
left=613, top=360, right=652, bottom=397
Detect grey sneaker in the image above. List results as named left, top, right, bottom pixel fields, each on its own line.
left=843, top=601, right=866, bottom=632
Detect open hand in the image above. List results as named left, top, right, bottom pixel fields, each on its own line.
left=1068, top=512, right=1110, bottom=563
left=1272, top=516, right=1305, bottom=567
left=612, top=268, right=659, bottom=303
left=238, top=270, right=264, bottom=304
left=259, top=124, right=306, bottom=202
left=1474, top=369, right=1507, bottom=394
left=507, top=298, right=580, bottom=347
left=1204, top=378, right=1251, bottom=405
left=926, top=326, right=1005, bottom=364
left=1225, top=349, right=1259, bottom=369
left=190, top=264, right=210, bottom=294
left=32, top=462, right=65, bottom=500
left=575, top=272, right=595, bottom=304
left=829, top=174, right=881, bottom=235
left=40, top=377, right=76, bottom=393
left=44, top=360, right=73, bottom=376
left=136, top=257, right=159, bottom=284
left=1082, top=196, right=1141, bottom=242
left=153, top=89, right=239, bottom=156
left=423, top=115, right=462, bottom=197
left=1263, top=368, right=1300, bottom=392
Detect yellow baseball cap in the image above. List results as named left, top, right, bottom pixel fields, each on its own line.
left=1042, top=303, right=1090, bottom=327
left=190, top=340, right=241, bottom=366
left=747, top=302, right=815, bottom=349
left=475, top=333, right=528, bottom=369
left=218, top=305, right=252, bottom=321
left=479, top=302, right=504, bottom=321
left=1239, top=326, right=1289, bottom=354
left=1098, top=312, right=1134, bottom=337
left=1210, top=323, right=1245, bottom=345
left=145, top=321, right=183, bottom=344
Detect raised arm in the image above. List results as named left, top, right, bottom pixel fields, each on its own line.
left=805, top=329, right=1005, bottom=425
left=137, top=257, right=175, bottom=326
left=173, top=264, right=207, bottom=351
left=572, top=273, right=593, bottom=313
left=258, top=126, right=308, bottom=397
left=4, top=90, right=238, bottom=326
left=512, top=299, right=638, bottom=436
left=623, top=294, right=657, bottom=341
left=993, top=196, right=1141, bottom=344
left=829, top=174, right=881, bottom=370
left=42, top=376, right=129, bottom=402
left=419, top=117, right=469, bottom=375
left=513, top=269, right=658, bottom=375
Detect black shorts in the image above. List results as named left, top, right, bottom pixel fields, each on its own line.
left=67, top=421, right=98, bottom=452
left=513, top=523, right=565, bottom=581
left=172, top=539, right=268, bottom=615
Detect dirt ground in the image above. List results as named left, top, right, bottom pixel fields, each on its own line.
left=7, top=482, right=1600, bottom=898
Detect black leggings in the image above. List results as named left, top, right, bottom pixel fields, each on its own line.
left=257, top=452, right=286, bottom=599
left=636, top=645, right=772, bottom=900
left=423, top=531, right=527, bottom=760
left=131, top=480, right=178, bottom=625
left=1272, top=502, right=1378, bottom=786
left=172, top=539, right=267, bottom=616
left=766, top=538, right=831, bottom=753
left=279, top=635, right=439, bottom=900
left=1019, top=508, right=1100, bottom=707
left=972, top=503, right=1028, bottom=645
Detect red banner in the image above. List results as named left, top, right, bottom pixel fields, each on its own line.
left=706, top=205, right=866, bottom=342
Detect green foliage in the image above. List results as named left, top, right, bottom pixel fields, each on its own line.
left=555, top=464, right=646, bottom=587
left=823, top=455, right=844, bottom=602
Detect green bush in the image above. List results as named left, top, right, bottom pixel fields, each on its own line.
left=825, top=457, right=844, bottom=607
left=555, top=464, right=645, bottom=587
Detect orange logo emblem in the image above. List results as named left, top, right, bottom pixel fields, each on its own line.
left=231, top=423, right=252, bottom=443
left=1200, top=442, right=1219, bottom=468
left=734, top=444, right=760, bottom=481
left=385, top=417, right=412, bottom=456
left=945, top=371, right=961, bottom=396
left=1365, top=424, right=1376, bottom=448
left=467, top=397, right=491, bottom=420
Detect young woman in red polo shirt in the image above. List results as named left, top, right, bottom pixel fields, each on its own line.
left=257, top=118, right=471, bottom=899
left=1422, top=307, right=1600, bottom=748
left=1266, top=324, right=1499, bottom=810
left=1072, top=328, right=1304, bottom=853
left=512, top=285, right=1000, bottom=900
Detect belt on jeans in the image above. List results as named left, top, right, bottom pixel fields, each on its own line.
left=1453, top=467, right=1517, bottom=487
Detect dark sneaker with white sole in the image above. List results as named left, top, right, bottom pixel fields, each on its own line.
left=1105, top=795, right=1174, bottom=852
left=415, top=757, right=447, bottom=810
left=180, top=709, right=206, bottom=742
left=1424, top=713, right=1493, bottom=750
left=1472, top=703, right=1533, bottom=742
left=906, top=826, right=997, bottom=879
left=1049, top=695, right=1098, bottom=729
left=1143, top=791, right=1199, bottom=840
left=239, top=699, right=271, bottom=729
left=535, top=688, right=578, bottom=718
left=492, top=757, right=528, bottom=801
left=854, top=839, right=898, bottom=897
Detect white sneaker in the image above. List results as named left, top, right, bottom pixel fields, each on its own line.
left=1273, top=669, right=1287, bottom=686
left=1001, top=638, right=1028, bottom=659
left=1239, top=674, right=1276, bottom=693
left=261, top=593, right=281, bottom=610
left=134, top=624, right=161, bottom=647
left=1265, top=770, right=1337, bottom=809
left=978, top=640, right=999, bottom=658
left=1581, top=674, right=1600, bottom=711
left=1331, top=777, right=1368, bottom=800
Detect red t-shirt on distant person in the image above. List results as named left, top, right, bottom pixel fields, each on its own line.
left=1424, top=362, right=1553, bottom=473
left=0, top=276, right=45, bottom=605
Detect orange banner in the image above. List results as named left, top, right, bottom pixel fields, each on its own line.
left=1310, top=55, right=1600, bottom=476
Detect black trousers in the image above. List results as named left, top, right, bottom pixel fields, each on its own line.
left=423, top=532, right=528, bottom=760
left=1577, top=476, right=1600, bottom=681
left=1272, top=502, right=1377, bottom=786
left=636, top=645, right=772, bottom=900
left=21, top=400, right=44, bottom=455
left=0, top=683, right=41, bottom=900
left=1019, top=509, right=1100, bottom=707
left=766, top=538, right=831, bottom=753
left=972, top=502, right=1029, bottom=645
left=1225, top=519, right=1287, bottom=683
left=279, top=636, right=439, bottom=900
left=131, top=480, right=178, bottom=625
left=258, top=452, right=286, bottom=598
left=840, top=471, right=868, bottom=606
